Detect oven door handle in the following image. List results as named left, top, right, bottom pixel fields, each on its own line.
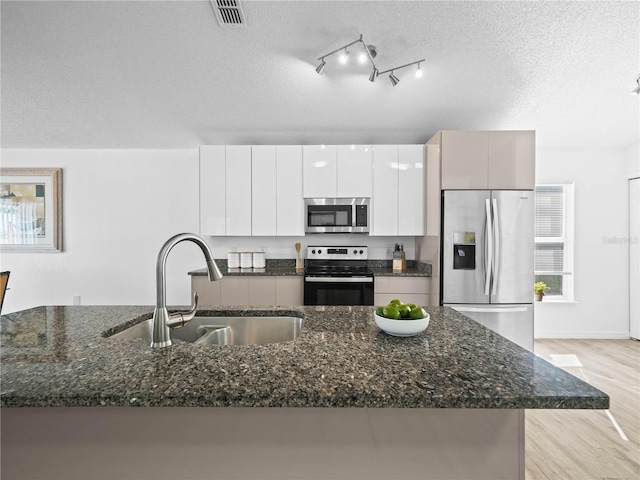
left=305, top=276, right=374, bottom=283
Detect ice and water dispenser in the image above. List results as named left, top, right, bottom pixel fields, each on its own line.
left=453, top=232, right=476, bottom=270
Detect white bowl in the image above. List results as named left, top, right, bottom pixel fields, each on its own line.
left=374, top=312, right=430, bottom=337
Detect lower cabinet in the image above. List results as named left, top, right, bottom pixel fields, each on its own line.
left=192, top=275, right=303, bottom=306
left=374, top=277, right=430, bottom=307
left=194, top=275, right=430, bottom=308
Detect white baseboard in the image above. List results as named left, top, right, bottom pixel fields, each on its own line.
left=535, top=331, right=631, bottom=339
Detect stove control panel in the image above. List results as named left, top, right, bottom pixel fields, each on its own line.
left=307, top=246, right=368, bottom=260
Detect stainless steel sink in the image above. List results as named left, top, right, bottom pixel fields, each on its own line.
left=108, top=315, right=304, bottom=346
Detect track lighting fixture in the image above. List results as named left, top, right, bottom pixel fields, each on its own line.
left=632, top=75, right=640, bottom=95
left=315, top=33, right=424, bottom=87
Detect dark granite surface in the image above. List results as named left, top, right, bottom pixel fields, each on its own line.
left=0, top=305, right=608, bottom=409
left=189, top=259, right=431, bottom=277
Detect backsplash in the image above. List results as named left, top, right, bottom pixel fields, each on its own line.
left=206, top=258, right=431, bottom=274
left=201, top=235, right=417, bottom=261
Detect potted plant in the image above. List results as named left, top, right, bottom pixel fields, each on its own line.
left=534, top=281, right=548, bottom=301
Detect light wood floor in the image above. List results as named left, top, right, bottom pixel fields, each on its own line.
left=526, top=339, right=640, bottom=480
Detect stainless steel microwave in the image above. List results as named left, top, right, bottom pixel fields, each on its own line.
left=304, top=198, right=370, bottom=234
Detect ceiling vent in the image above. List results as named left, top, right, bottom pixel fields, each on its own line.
left=211, top=0, right=246, bottom=26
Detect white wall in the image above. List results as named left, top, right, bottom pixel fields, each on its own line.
left=1, top=149, right=203, bottom=313
left=0, top=149, right=415, bottom=314
left=534, top=147, right=630, bottom=338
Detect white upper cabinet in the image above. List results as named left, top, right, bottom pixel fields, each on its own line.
left=225, top=146, right=252, bottom=236
left=276, top=146, right=304, bottom=236
left=440, top=130, right=535, bottom=190
left=200, top=145, right=253, bottom=237
left=303, top=145, right=373, bottom=198
left=337, top=145, right=373, bottom=197
left=202, top=143, right=423, bottom=237
left=251, top=146, right=277, bottom=236
left=200, top=145, right=226, bottom=236
left=201, top=145, right=304, bottom=237
left=398, top=145, right=424, bottom=235
left=303, top=145, right=337, bottom=197
left=371, top=145, right=424, bottom=236
left=371, top=145, right=399, bottom=236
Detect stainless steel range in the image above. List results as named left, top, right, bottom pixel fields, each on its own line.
left=303, top=246, right=374, bottom=306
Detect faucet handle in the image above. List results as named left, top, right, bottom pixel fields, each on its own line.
left=167, top=292, right=199, bottom=329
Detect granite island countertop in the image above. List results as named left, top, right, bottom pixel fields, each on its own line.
left=0, top=305, right=607, bottom=409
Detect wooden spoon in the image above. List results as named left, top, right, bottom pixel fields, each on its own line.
left=295, top=243, right=303, bottom=271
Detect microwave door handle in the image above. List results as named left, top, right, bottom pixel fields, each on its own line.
left=484, top=198, right=492, bottom=296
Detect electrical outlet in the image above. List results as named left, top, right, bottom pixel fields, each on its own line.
left=73, top=295, right=81, bottom=305
left=386, top=248, right=393, bottom=256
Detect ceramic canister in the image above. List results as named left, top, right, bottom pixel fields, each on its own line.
left=252, top=251, right=266, bottom=269
left=227, top=252, right=240, bottom=269
left=240, top=252, right=253, bottom=269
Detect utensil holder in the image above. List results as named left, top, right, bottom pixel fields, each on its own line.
left=393, top=252, right=406, bottom=273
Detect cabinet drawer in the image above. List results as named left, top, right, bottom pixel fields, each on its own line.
left=275, top=276, right=303, bottom=305
left=192, top=275, right=302, bottom=306
left=375, top=277, right=430, bottom=294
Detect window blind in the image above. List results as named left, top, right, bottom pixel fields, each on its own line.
left=535, top=185, right=568, bottom=275
left=535, top=243, right=564, bottom=273
left=535, top=186, right=564, bottom=238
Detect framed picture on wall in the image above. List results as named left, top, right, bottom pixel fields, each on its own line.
left=0, top=168, right=62, bottom=252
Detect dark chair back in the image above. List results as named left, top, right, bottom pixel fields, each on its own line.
left=0, top=271, right=10, bottom=315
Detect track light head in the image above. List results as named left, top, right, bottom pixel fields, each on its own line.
left=389, top=72, right=400, bottom=86
left=415, top=63, right=423, bottom=79
left=369, top=68, right=378, bottom=82
left=338, top=48, right=350, bottom=64
left=360, top=45, right=376, bottom=63
left=633, top=75, right=640, bottom=95
left=316, top=60, right=326, bottom=75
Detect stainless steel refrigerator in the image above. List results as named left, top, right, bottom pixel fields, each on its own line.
left=441, top=190, right=534, bottom=350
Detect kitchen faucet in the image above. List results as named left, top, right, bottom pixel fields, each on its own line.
left=151, top=233, right=222, bottom=348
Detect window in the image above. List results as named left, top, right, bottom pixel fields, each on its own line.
left=535, top=184, right=574, bottom=301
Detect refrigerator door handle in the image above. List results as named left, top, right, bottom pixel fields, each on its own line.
left=484, top=198, right=492, bottom=296
left=492, top=197, right=500, bottom=296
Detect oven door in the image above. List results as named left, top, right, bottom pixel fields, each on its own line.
left=304, top=276, right=374, bottom=306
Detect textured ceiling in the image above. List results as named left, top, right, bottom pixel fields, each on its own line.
left=1, top=0, right=638, bottom=149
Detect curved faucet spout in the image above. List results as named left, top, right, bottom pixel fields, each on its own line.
left=152, top=233, right=222, bottom=348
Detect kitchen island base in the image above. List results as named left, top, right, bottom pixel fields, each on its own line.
left=2, top=407, right=523, bottom=480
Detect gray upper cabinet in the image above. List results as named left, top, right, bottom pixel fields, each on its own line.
left=440, top=130, right=535, bottom=190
